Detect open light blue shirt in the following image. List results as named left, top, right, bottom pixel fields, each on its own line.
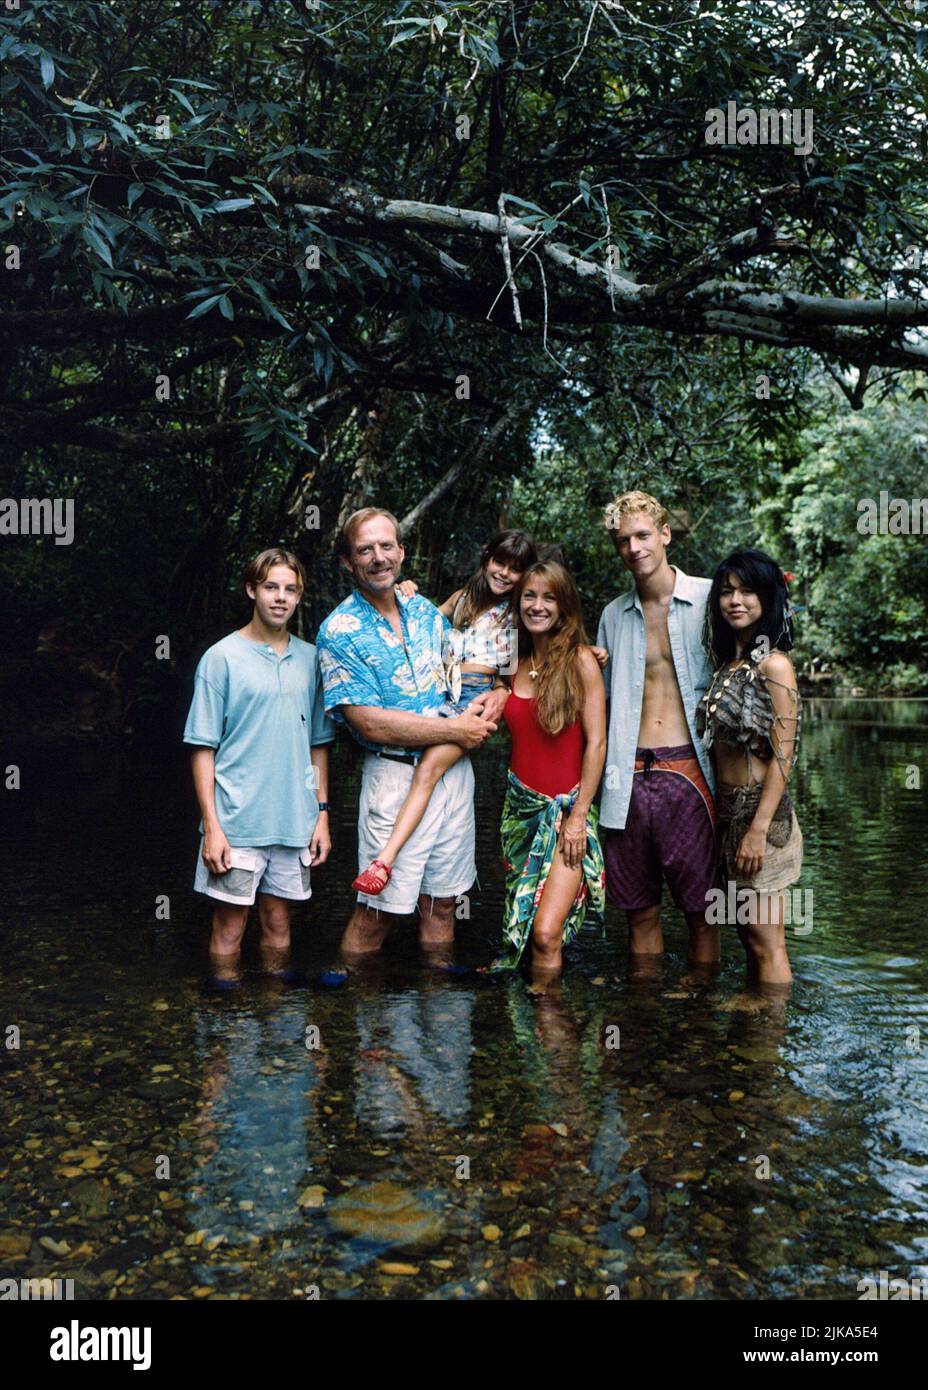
left=596, top=566, right=715, bottom=829
left=317, top=588, right=449, bottom=755
left=183, top=632, right=335, bottom=847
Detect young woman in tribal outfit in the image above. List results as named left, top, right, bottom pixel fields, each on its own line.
left=491, top=561, right=607, bottom=983
left=697, top=550, right=802, bottom=987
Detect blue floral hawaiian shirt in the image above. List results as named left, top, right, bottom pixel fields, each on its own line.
left=317, top=588, right=450, bottom=755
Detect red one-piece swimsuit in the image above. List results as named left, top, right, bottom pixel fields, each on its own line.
left=504, top=690, right=585, bottom=797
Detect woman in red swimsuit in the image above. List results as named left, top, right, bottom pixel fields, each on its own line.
left=493, top=561, right=607, bottom=982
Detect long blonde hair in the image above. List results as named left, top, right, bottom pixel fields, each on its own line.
left=515, top=561, right=588, bottom=734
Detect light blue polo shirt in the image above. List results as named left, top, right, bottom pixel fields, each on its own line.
left=596, top=566, right=715, bottom=830
left=183, top=631, right=336, bottom=848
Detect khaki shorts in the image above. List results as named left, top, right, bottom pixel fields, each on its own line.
left=357, top=752, right=476, bottom=914
left=194, top=842, right=313, bottom=905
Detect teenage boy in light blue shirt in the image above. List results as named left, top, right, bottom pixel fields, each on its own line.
left=184, top=548, right=335, bottom=972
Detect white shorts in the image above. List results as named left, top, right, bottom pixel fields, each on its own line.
left=357, top=752, right=476, bottom=915
left=193, top=842, right=313, bottom=905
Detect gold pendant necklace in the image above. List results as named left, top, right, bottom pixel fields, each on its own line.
left=529, top=648, right=543, bottom=680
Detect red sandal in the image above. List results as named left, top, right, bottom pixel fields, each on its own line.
left=352, top=860, right=393, bottom=895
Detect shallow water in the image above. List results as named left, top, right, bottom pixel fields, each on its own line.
left=1, top=700, right=926, bottom=1300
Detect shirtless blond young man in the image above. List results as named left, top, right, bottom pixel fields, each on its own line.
left=596, top=492, right=719, bottom=964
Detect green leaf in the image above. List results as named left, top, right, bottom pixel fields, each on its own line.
left=279, top=426, right=314, bottom=452
left=211, top=197, right=254, bottom=212
left=186, top=294, right=224, bottom=319
left=127, top=183, right=145, bottom=207
left=501, top=194, right=546, bottom=217
left=0, top=185, right=28, bottom=211
left=218, top=295, right=234, bottom=320
left=243, top=276, right=294, bottom=331
left=87, top=209, right=116, bottom=244
left=245, top=421, right=276, bottom=443
left=250, top=182, right=278, bottom=207
left=39, top=52, right=55, bottom=89
left=354, top=248, right=388, bottom=278
left=388, top=26, right=429, bottom=47
left=134, top=212, right=164, bottom=245
left=81, top=224, right=113, bottom=267
left=169, top=87, right=197, bottom=117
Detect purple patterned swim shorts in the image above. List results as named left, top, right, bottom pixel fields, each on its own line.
left=604, top=743, right=717, bottom=913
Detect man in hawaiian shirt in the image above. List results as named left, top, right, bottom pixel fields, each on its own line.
left=318, top=508, right=509, bottom=966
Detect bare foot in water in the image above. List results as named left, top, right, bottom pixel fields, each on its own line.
left=716, top=991, right=769, bottom=1014
left=526, top=972, right=562, bottom=998
left=716, top=985, right=790, bottom=1014
left=679, top=963, right=721, bottom=990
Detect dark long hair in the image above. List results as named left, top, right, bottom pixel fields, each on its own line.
left=454, top=529, right=537, bottom=629
left=704, top=549, right=795, bottom=666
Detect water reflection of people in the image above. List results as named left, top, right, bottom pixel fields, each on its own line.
left=353, top=985, right=474, bottom=1136
left=698, top=550, right=803, bottom=992
left=189, top=1003, right=328, bottom=1237
left=503, top=980, right=645, bottom=1261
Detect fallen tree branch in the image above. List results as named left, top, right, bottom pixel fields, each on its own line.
left=279, top=175, right=928, bottom=367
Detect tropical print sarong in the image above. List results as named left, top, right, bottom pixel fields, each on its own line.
left=493, top=770, right=606, bottom=972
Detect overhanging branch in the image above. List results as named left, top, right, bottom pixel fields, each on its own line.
left=277, top=175, right=928, bottom=369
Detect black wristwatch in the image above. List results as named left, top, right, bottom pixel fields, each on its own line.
left=317, top=802, right=329, bottom=812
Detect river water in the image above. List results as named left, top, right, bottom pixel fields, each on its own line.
left=1, top=700, right=926, bottom=1300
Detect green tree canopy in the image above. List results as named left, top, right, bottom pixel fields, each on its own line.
left=2, top=1, right=926, bottom=707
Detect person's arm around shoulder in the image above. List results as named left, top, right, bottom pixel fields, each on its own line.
left=560, top=647, right=609, bottom=868
left=438, top=587, right=464, bottom=619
